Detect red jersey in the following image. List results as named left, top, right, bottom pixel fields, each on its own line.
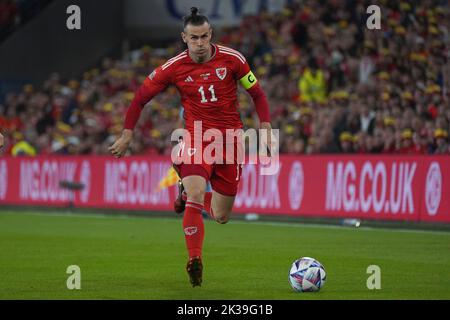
left=124, top=44, right=270, bottom=134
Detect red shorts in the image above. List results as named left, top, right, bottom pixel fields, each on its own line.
left=173, top=141, right=243, bottom=196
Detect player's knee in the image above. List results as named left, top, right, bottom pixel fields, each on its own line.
left=186, top=188, right=205, bottom=203
left=216, top=216, right=229, bottom=224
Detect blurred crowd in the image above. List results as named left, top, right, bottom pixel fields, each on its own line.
left=0, top=0, right=52, bottom=40
left=0, top=0, right=449, bottom=156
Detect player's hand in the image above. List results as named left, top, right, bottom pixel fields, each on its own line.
left=108, top=129, right=133, bottom=158
left=0, top=133, right=4, bottom=149
left=260, top=122, right=272, bottom=156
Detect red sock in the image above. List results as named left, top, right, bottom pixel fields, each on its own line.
left=183, top=191, right=213, bottom=219
left=203, top=192, right=215, bottom=219
left=183, top=200, right=204, bottom=258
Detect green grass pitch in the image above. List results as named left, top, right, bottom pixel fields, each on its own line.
left=0, top=210, right=449, bottom=300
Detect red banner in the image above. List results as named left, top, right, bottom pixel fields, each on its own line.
left=0, top=156, right=178, bottom=210
left=0, top=155, right=449, bottom=223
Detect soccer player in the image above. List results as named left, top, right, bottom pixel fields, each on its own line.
left=109, top=7, right=272, bottom=287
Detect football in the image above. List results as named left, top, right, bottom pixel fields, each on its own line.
left=288, top=257, right=326, bottom=292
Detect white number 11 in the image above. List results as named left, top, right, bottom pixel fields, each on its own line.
left=199, top=85, right=218, bottom=103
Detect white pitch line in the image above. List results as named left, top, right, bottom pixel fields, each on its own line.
left=2, top=211, right=449, bottom=236
left=228, top=220, right=450, bottom=236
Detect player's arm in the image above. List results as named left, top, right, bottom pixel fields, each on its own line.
left=239, top=69, right=271, bottom=123
left=109, top=68, right=170, bottom=158
left=238, top=67, right=273, bottom=151
left=0, top=132, right=4, bottom=149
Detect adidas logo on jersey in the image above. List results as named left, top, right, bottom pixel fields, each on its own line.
left=185, top=76, right=194, bottom=82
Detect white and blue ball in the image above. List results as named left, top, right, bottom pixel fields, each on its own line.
left=289, top=257, right=326, bottom=292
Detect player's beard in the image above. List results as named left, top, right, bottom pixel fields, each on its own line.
left=193, top=46, right=211, bottom=63
left=196, top=54, right=207, bottom=63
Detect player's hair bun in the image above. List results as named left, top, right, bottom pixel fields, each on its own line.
left=183, top=7, right=209, bottom=29
left=190, top=7, right=199, bottom=17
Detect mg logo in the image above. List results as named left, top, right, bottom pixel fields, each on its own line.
left=425, top=162, right=441, bottom=216
left=289, top=162, right=304, bottom=210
